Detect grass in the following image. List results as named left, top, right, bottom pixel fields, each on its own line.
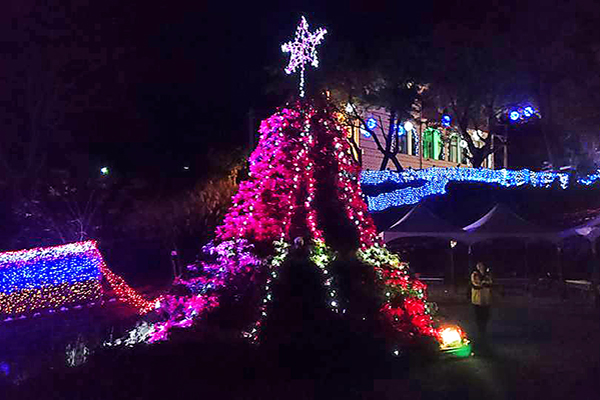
left=2, top=284, right=599, bottom=399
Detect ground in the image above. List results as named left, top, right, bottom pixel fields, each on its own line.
left=2, top=283, right=599, bottom=399
left=393, top=286, right=600, bottom=399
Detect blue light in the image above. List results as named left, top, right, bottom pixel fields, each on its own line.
left=0, top=249, right=102, bottom=294
left=509, top=111, right=520, bottom=121
left=441, top=114, right=451, bottom=127
left=359, top=167, right=599, bottom=212
left=366, top=117, right=377, bottom=130
left=397, top=125, right=405, bottom=136
left=523, top=106, right=534, bottom=117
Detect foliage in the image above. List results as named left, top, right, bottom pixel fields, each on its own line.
left=10, top=168, right=117, bottom=248
left=122, top=152, right=244, bottom=252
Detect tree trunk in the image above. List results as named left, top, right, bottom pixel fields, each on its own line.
left=379, top=110, right=396, bottom=170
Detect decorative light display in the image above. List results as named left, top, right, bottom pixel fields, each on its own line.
left=147, top=294, right=218, bottom=343
left=100, top=166, right=109, bottom=176
left=507, top=105, right=540, bottom=123
left=358, top=244, right=437, bottom=338
left=214, top=101, right=438, bottom=344
left=0, top=242, right=102, bottom=316
left=0, top=241, right=157, bottom=318
left=242, top=239, right=289, bottom=343
left=366, top=117, right=377, bottom=130
left=441, top=114, right=451, bottom=127
left=438, top=325, right=465, bottom=349
left=411, top=124, right=420, bottom=156
left=360, top=167, right=593, bottom=212
left=123, top=100, right=463, bottom=353
left=437, top=325, right=471, bottom=357
left=104, top=321, right=155, bottom=348
left=309, top=239, right=341, bottom=312
left=100, top=264, right=158, bottom=314
left=281, top=16, right=327, bottom=98
left=66, top=336, right=90, bottom=367
left=397, top=124, right=406, bottom=136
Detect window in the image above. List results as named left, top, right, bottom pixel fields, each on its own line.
left=449, top=134, right=459, bottom=163
left=423, top=128, right=443, bottom=160
left=397, top=124, right=408, bottom=154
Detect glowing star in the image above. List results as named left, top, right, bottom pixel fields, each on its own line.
left=281, top=16, right=327, bottom=98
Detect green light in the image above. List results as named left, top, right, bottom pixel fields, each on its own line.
left=441, top=342, right=472, bottom=358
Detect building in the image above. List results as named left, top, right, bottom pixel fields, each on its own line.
left=348, top=107, right=496, bottom=171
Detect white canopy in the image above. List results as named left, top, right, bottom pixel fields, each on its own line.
left=383, top=204, right=464, bottom=243
left=559, top=212, right=600, bottom=242
left=461, top=204, right=559, bottom=244
left=383, top=203, right=559, bottom=245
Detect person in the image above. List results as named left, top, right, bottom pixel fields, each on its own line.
left=471, top=262, right=493, bottom=337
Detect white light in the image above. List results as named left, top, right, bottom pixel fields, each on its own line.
left=345, top=103, right=353, bottom=113
left=281, top=16, right=327, bottom=98
left=330, top=300, right=338, bottom=307
left=100, top=167, right=109, bottom=175
left=439, top=326, right=463, bottom=349
left=403, top=121, right=414, bottom=131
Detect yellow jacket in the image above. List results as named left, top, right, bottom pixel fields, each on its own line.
left=471, top=271, right=492, bottom=305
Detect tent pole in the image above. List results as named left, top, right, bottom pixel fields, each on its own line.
left=449, top=241, right=457, bottom=293
left=591, top=239, right=600, bottom=310
left=557, top=245, right=566, bottom=299
left=467, top=244, right=473, bottom=272
left=525, top=241, right=530, bottom=294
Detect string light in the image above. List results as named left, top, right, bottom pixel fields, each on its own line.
left=361, top=167, right=584, bottom=212
left=281, top=16, right=327, bottom=98
left=139, top=101, right=464, bottom=351
left=366, top=117, right=377, bottom=130
left=0, top=241, right=157, bottom=317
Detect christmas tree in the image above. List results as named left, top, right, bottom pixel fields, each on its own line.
left=135, top=17, right=463, bottom=354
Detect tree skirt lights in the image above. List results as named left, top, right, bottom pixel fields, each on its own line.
left=0, top=241, right=156, bottom=318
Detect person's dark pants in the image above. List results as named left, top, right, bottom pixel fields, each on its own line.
left=473, top=305, right=490, bottom=336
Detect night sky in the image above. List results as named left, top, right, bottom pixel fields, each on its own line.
left=0, top=0, right=568, bottom=181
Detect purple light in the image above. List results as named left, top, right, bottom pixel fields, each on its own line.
left=281, top=16, right=327, bottom=98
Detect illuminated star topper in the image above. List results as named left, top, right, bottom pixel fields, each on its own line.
left=281, top=16, right=327, bottom=98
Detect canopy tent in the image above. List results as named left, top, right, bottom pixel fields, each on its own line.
left=559, top=211, right=600, bottom=242
left=383, top=204, right=464, bottom=243
left=461, top=204, right=559, bottom=244
left=381, top=203, right=563, bottom=285
left=382, top=203, right=557, bottom=244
